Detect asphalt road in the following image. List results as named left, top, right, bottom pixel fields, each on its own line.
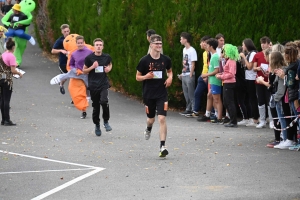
left=0, top=28, right=300, bottom=200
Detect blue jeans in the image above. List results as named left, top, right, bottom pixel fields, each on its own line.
left=193, top=76, right=207, bottom=112
left=5, top=28, right=31, bottom=40
left=275, top=101, right=287, bottom=140
left=289, top=101, right=300, bottom=130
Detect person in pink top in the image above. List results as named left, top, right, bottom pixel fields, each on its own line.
left=0, top=38, right=22, bottom=126
left=216, top=44, right=239, bottom=127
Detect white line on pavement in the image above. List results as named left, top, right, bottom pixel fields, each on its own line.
left=31, top=168, right=103, bottom=200
left=0, top=150, right=105, bottom=199
left=0, top=168, right=94, bottom=175
left=0, top=150, right=104, bottom=169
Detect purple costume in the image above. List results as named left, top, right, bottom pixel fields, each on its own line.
left=69, top=47, right=93, bottom=71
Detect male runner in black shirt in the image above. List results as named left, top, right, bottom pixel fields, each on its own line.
left=83, top=38, right=112, bottom=136
left=136, top=34, right=173, bottom=157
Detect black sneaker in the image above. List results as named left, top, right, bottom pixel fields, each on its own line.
left=223, top=116, right=230, bottom=124
left=81, top=112, right=87, bottom=119
left=197, top=115, right=210, bottom=122
left=104, top=122, right=112, bottom=132
left=3, top=120, right=16, bottom=126
left=224, top=123, right=238, bottom=128
left=186, top=111, right=199, bottom=118
left=60, top=85, right=65, bottom=94
left=217, top=119, right=224, bottom=124
left=211, top=117, right=219, bottom=124
left=179, top=110, right=192, bottom=116
left=95, top=125, right=101, bottom=136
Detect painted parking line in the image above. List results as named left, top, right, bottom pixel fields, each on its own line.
left=31, top=168, right=103, bottom=200
left=0, top=150, right=105, bottom=200
left=0, top=168, right=93, bottom=175
left=0, top=150, right=99, bottom=168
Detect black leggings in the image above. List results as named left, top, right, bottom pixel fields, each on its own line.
left=245, top=80, right=259, bottom=119
left=270, top=106, right=281, bottom=141
left=0, top=80, right=12, bottom=122
left=223, top=83, right=237, bottom=124
left=282, top=100, right=297, bottom=141
left=236, top=89, right=249, bottom=119
left=256, top=84, right=270, bottom=106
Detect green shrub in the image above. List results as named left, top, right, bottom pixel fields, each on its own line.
left=34, top=0, right=300, bottom=108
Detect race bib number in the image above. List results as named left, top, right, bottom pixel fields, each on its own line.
left=260, top=63, right=269, bottom=72
left=153, top=71, right=162, bottom=79
left=95, top=66, right=104, bottom=73
left=12, top=16, right=20, bottom=22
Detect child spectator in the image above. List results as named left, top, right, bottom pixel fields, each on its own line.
left=216, top=44, right=238, bottom=127
left=201, top=38, right=223, bottom=123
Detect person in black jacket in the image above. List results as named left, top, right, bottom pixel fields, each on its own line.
left=1, top=0, right=13, bottom=17
left=276, top=43, right=298, bottom=148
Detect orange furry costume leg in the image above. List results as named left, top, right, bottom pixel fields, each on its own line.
left=68, top=78, right=88, bottom=111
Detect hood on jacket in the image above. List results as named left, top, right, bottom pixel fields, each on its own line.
left=285, top=62, right=298, bottom=74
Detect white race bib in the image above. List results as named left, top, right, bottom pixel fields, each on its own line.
left=261, top=63, right=269, bottom=72
left=153, top=71, right=162, bottom=79
left=12, top=16, right=20, bottom=22
left=95, top=66, right=104, bottom=73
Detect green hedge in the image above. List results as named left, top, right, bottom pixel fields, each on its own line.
left=33, top=0, right=300, bottom=108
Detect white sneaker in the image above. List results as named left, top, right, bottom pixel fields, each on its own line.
left=29, top=37, right=36, bottom=45
left=144, top=128, right=151, bottom=140
left=256, top=121, right=266, bottom=128
left=50, top=74, right=63, bottom=85
left=246, top=119, right=257, bottom=127
left=274, top=140, right=285, bottom=149
left=274, top=139, right=294, bottom=149
left=269, top=121, right=274, bottom=129
left=159, top=146, right=168, bottom=157
left=238, top=119, right=249, bottom=126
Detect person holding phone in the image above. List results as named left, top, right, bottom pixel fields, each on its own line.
left=0, top=38, right=22, bottom=126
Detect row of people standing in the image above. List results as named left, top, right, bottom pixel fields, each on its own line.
left=177, top=33, right=300, bottom=150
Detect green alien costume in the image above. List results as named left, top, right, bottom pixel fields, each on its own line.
left=1, top=0, right=36, bottom=66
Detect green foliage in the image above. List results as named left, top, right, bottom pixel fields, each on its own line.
left=34, top=0, right=300, bottom=108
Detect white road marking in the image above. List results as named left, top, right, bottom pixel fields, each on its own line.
left=0, top=150, right=99, bottom=168
left=0, top=150, right=105, bottom=200
left=0, top=168, right=94, bottom=175
left=31, top=168, right=103, bottom=200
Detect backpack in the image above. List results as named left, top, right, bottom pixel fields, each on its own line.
left=0, top=56, right=13, bottom=89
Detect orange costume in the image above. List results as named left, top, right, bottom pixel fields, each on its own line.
left=63, top=34, right=94, bottom=112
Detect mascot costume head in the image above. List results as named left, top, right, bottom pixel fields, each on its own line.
left=62, top=33, right=94, bottom=112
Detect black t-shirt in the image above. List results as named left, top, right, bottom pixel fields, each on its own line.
left=2, top=5, right=13, bottom=15
left=136, top=54, right=172, bottom=99
left=52, top=36, right=67, bottom=66
left=84, top=52, right=112, bottom=91
left=7, top=12, right=28, bottom=30
left=235, top=60, right=246, bottom=91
